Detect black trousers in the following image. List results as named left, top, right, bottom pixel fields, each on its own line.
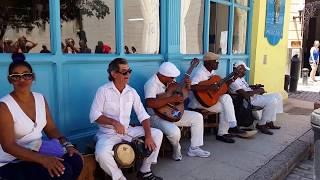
left=0, top=153, right=83, bottom=180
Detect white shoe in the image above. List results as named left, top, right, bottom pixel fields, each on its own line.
left=172, top=149, right=182, bottom=161
left=187, top=147, right=210, bottom=158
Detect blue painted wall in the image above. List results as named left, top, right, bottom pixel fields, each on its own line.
left=0, top=0, right=253, bottom=151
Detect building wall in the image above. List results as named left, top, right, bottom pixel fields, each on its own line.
left=288, top=0, right=304, bottom=49
left=287, top=0, right=304, bottom=75
left=250, top=0, right=291, bottom=95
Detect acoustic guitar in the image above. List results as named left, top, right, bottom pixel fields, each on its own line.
left=154, top=58, right=200, bottom=122
left=193, top=67, right=240, bottom=108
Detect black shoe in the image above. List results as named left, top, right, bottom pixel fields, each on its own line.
left=256, top=124, right=273, bottom=135
left=266, top=122, right=281, bottom=129
left=229, top=126, right=246, bottom=134
left=223, top=133, right=234, bottom=138
left=137, top=171, right=163, bottom=180
left=216, top=135, right=235, bottom=143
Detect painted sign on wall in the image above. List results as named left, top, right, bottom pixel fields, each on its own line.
left=264, top=0, right=286, bottom=45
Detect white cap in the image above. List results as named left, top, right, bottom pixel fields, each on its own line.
left=158, top=62, right=181, bottom=77
left=234, top=61, right=250, bottom=70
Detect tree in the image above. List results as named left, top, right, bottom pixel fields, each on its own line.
left=0, top=0, right=110, bottom=39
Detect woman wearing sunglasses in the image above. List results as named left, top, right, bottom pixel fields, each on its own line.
left=0, top=53, right=83, bottom=179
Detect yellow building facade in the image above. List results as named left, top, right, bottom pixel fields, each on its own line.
left=250, top=0, right=291, bottom=96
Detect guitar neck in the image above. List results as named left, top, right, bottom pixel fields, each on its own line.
left=219, top=72, right=235, bottom=84
left=179, top=64, right=197, bottom=86
left=175, top=62, right=198, bottom=93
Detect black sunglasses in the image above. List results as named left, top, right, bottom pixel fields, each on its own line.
left=117, top=69, right=132, bottom=75
left=9, top=73, right=34, bottom=81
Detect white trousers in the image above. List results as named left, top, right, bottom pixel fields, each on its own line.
left=150, top=110, right=204, bottom=152
left=95, top=126, right=163, bottom=180
left=251, top=92, right=283, bottom=125
left=203, top=94, right=237, bottom=136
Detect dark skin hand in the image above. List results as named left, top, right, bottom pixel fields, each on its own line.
left=184, top=77, right=192, bottom=91
left=191, top=81, right=221, bottom=91
left=166, top=77, right=190, bottom=99
left=146, top=90, right=185, bottom=108
left=236, top=88, right=265, bottom=100
left=146, top=75, right=190, bottom=108
left=191, top=59, right=229, bottom=91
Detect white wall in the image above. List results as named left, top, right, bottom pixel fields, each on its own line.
left=288, top=0, right=304, bottom=48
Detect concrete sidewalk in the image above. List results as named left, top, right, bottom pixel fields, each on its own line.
left=141, top=98, right=313, bottom=180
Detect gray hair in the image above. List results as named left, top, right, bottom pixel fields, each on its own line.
left=107, top=58, right=128, bottom=81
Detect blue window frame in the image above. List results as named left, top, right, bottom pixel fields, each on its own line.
left=0, top=0, right=254, bottom=145
left=56, top=0, right=165, bottom=59
left=182, top=0, right=253, bottom=77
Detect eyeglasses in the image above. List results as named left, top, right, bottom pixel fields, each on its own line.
left=9, top=73, right=34, bottom=81
left=209, top=61, right=219, bottom=64
left=117, top=69, right=132, bottom=76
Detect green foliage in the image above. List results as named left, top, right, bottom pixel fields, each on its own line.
left=0, top=0, right=110, bottom=39
left=60, top=0, right=110, bottom=21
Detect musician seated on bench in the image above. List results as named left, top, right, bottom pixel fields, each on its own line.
left=229, top=61, right=283, bottom=135
left=144, top=62, right=210, bottom=161
left=89, top=58, right=163, bottom=180
left=228, top=92, right=262, bottom=128
left=188, top=52, right=254, bottom=144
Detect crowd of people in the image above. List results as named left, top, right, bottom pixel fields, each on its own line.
left=0, top=36, right=139, bottom=55
left=0, top=36, right=38, bottom=53
left=0, top=52, right=283, bottom=180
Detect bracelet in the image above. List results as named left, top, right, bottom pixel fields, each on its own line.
left=62, top=141, right=74, bottom=148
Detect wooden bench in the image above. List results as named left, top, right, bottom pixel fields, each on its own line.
left=189, top=108, right=219, bottom=132
left=78, top=154, right=106, bottom=180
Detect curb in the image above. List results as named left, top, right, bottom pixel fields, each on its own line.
left=246, top=130, right=313, bottom=180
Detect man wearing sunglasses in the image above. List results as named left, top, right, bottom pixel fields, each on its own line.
left=89, top=58, right=163, bottom=180
left=188, top=52, right=254, bottom=143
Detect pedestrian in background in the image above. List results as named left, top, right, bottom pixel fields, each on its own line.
left=309, top=40, right=319, bottom=82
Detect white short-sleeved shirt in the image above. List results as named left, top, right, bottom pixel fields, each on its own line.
left=89, top=82, right=150, bottom=134
left=144, top=74, right=167, bottom=116
left=188, top=64, right=216, bottom=109
left=229, top=77, right=253, bottom=94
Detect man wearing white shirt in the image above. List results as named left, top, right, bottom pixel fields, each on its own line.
left=89, top=58, right=163, bottom=180
left=188, top=52, right=252, bottom=144
left=144, top=62, right=210, bottom=161
left=229, top=61, right=283, bottom=135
